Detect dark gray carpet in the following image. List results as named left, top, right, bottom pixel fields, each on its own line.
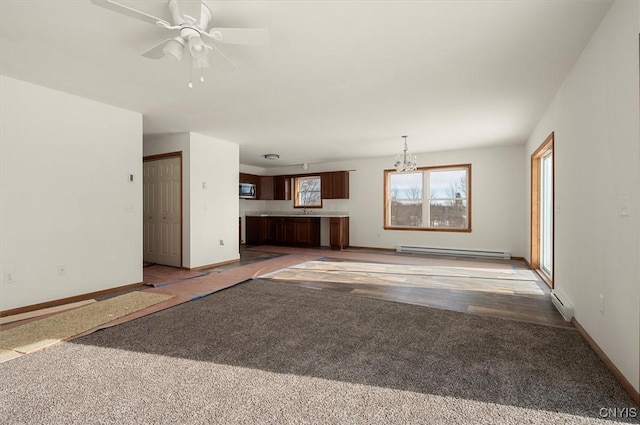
left=1, top=280, right=637, bottom=424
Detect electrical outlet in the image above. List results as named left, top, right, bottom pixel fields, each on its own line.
left=599, top=294, right=604, bottom=314
left=58, top=265, right=66, bottom=276
left=4, top=272, right=16, bottom=284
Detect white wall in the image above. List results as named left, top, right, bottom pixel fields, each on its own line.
left=242, top=144, right=526, bottom=256
left=239, top=164, right=267, bottom=175
left=526, top=0, right=639, bottom=392
left=0, top=75, right=142, bottom=310
left=144, top=132, right=239, bottom=268
left=189, top=133, right=239, bottom=268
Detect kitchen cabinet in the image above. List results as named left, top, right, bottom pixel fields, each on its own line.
left=239, top=173, right=258, bottom=186
left=272, top=217, right=320, bottom=246
left=245, top=216, right=270, bottom=245
left=243, top=171, right=347, bottom=201
left=330, top=217, right=349, bottom=250
left=240, top=173, right=268, bottom=200
left=258, top=176, right=274, bottom=200
left=273, top=176, right=291, bottom=200
left=271, top=217, right=320, bottom=247
left=246, top=216, right=320, bottom=247
left=321, top=171, right=349, bottom=199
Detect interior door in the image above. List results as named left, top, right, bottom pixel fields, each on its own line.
left=143, top=156, right=181, bottom=267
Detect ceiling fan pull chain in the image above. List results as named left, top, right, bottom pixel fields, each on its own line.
left=188, top=59, right=193, bottom=88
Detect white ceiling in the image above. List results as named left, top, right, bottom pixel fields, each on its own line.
left=0, top=0, right=612, bottom=167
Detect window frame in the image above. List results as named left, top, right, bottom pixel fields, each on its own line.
left=383, top=163, right=472, bottom=232
left=530, top=132, right=554, bottom=288
left=293, top=175, right=323, bottom=208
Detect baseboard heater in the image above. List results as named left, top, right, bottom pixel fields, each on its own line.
left=551, top=291, right=574, bottom=322
left=395, top=245, right=510, bottom=260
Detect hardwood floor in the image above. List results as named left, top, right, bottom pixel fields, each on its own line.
left=249, top=246, right=571, bottom=328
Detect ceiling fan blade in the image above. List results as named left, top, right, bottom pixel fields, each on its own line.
left=207, top=44, right=239, bottom=72
left=141, top=39, right=174, bottom=59
left=91, top=0, right=171, bottom=27
left=171, top=0, right=202, bottom=24
left=167, top=0, right=185, bottom=24
left=199, top=2, right=213, bottom=30
left=206, top=28, right=270, bottom=46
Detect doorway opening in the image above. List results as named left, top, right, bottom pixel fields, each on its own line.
left=530, top=133, right=554, bottom=287
left=143, top=152, right=183, bottom=268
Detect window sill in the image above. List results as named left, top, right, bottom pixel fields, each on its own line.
left=383, top=226, right=471, bottom=233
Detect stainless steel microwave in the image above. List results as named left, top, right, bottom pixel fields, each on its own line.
left=239, top=183, right=256, bottom=199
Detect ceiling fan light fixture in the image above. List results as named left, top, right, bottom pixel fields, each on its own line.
left=263, top=154, right=280, bottom=160
left=163, top=37, right=185, bottom=61
left=188, top=35, right=207, bottom=61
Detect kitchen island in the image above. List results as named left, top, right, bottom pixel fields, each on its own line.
left=245, top=211, right=349, bottom=250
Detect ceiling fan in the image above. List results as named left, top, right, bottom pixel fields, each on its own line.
left=91, top=0, right=269, bottom=78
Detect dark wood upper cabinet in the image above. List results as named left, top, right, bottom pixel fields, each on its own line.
left=258, top=176, right=274, bottom=200
left=239, top=173, right=258, bottom=186
left=242, top=171, right=347, bottom=200
left=273, top=176, right=291, bottom=200
left=321, top=171, right=349, bottom=199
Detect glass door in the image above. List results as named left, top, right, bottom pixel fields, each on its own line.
left=530, top=133, right=554, bottom=287
left=540, top=151, right=553, bottom=277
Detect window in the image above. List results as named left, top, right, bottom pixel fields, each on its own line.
left=384, top=164, right=471, bottom=231
left=294, top=176, right=322, bottom=207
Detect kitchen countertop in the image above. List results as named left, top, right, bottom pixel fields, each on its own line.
left=245, top=211, right=349, bottom=218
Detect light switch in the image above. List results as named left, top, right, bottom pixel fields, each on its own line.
left=202, top=182, right=208, bottom=190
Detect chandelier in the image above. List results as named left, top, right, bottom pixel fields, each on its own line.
left=394, top=136, right=417, bottom=172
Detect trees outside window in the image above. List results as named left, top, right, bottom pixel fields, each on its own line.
left=294, top=176, right=322, bottom=207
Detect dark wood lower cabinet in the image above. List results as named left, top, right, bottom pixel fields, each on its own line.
left=246, top=216, right=320, bottom=247
left=245, top=216, right=270, bottom=245
left=330, top=217, right=349, bottom=250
